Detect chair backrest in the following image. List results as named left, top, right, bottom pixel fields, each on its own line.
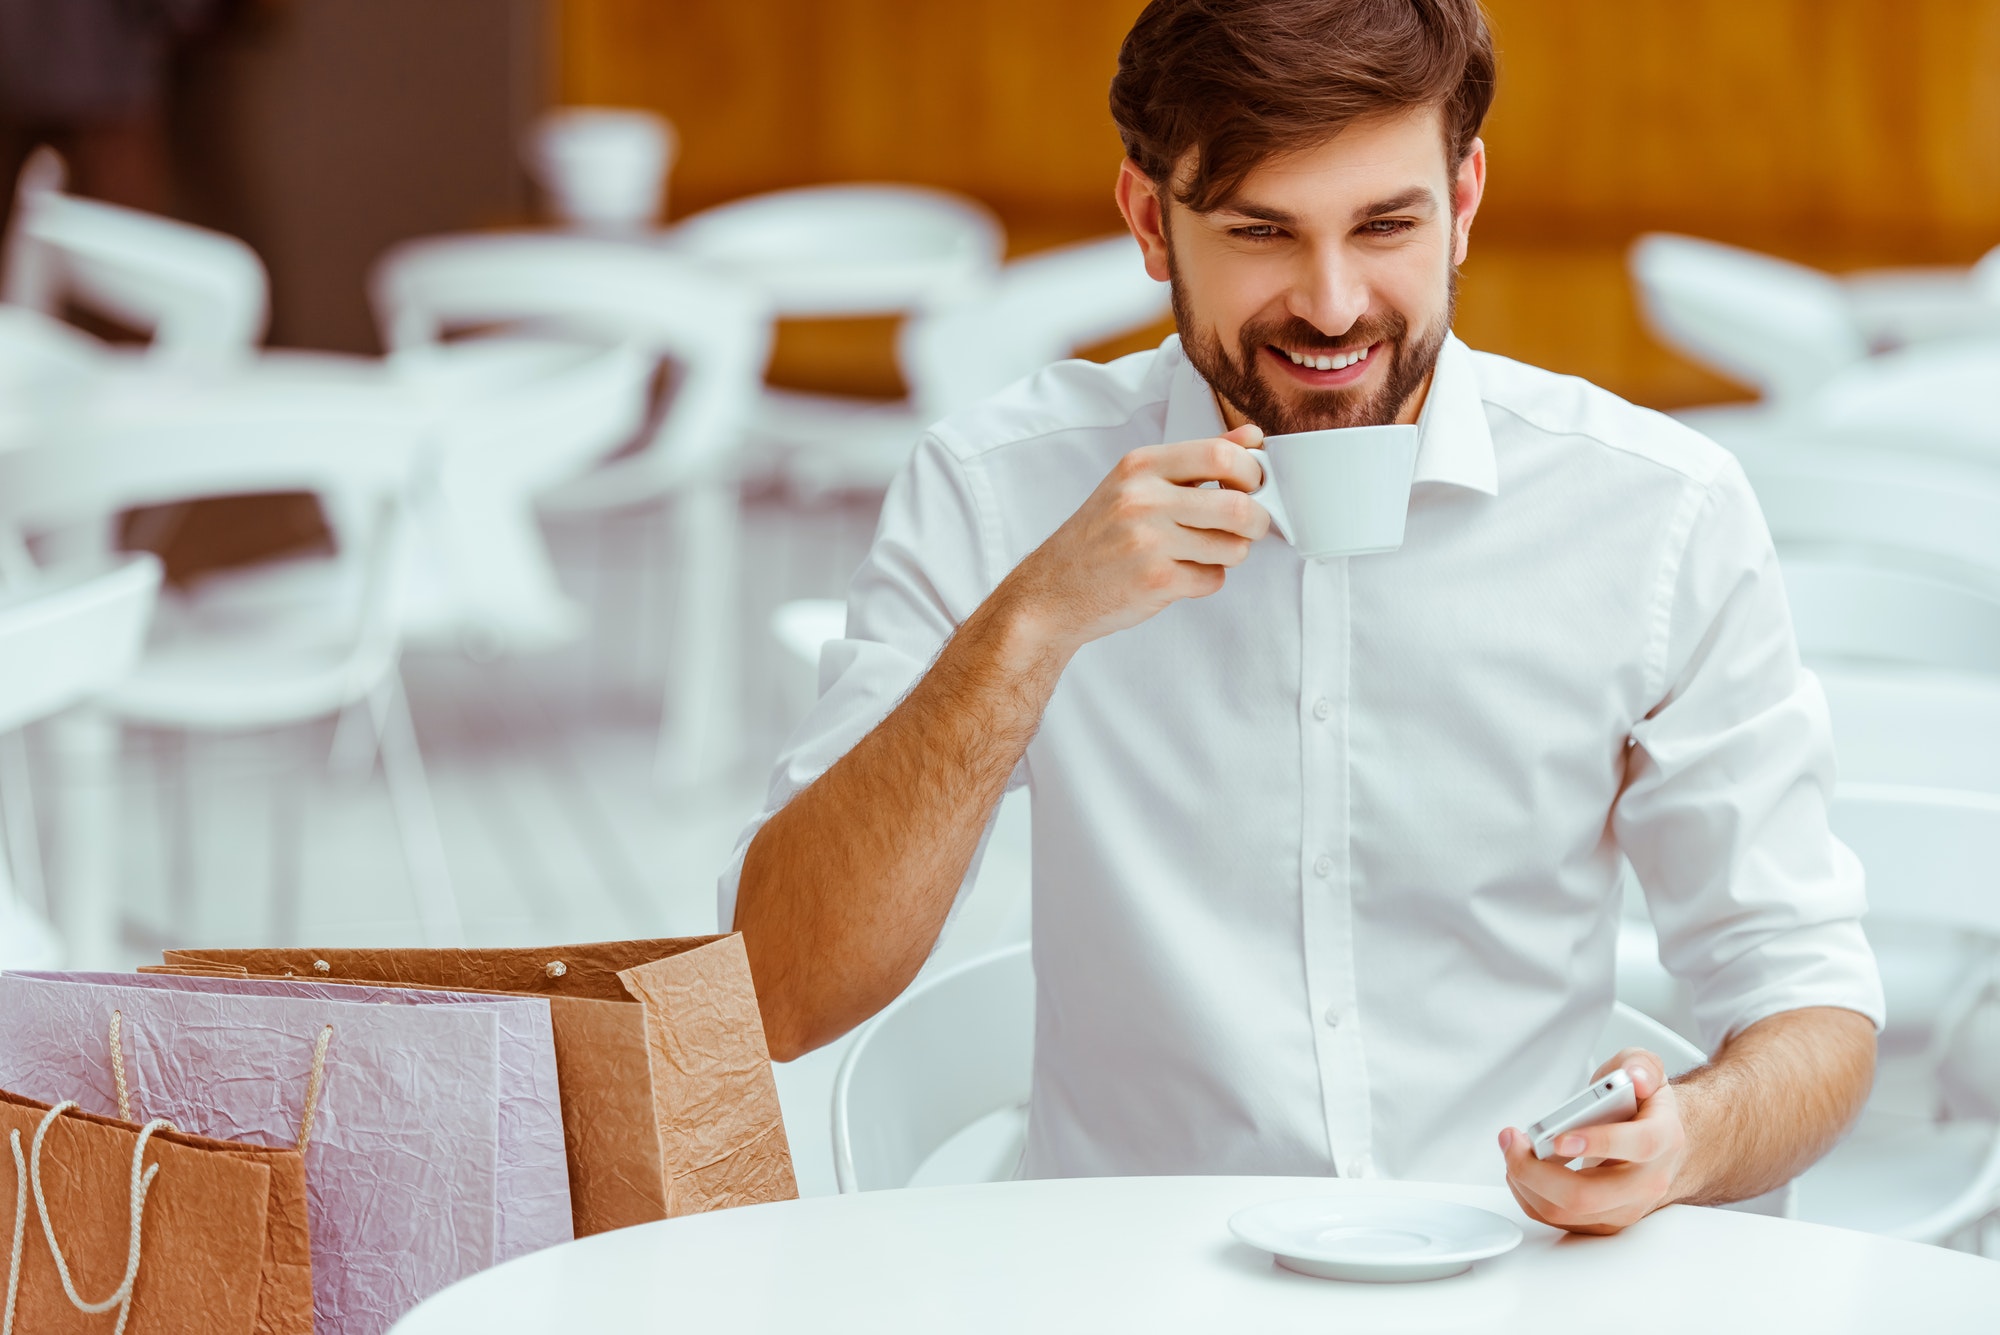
left=900, top=233, right=1170, bottom=419
left=1599, top=1000, right=1707, bottom=1079
left=1831, top=783, right=2000, bottom=938
left=0, top=556, right=161, bottom=734
left=667, top=184, right=1004, bottom=316
left=371, top=233, right=771, bottom=497
left=1738, top=442, right=2000, bottom=587
left=0, top=396, right=421, bottom=534
left=832, top=942, right=1034, bottom=1193
left=832, top=949, right=1736, bottom=1197
left=1780, top=556, right=2000, bottom=677
left=1629, top=233, right=1866, bottom=402
left=3, top=169, right=268, bottom=366
left=1973, top=243, right=2000, bottom=302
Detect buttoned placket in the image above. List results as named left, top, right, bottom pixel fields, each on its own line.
left=1298, top=552, right=1374, bottom=1179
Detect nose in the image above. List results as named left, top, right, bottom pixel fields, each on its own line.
left=1288, top=241, right=1371, bottom=338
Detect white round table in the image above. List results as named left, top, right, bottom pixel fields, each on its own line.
left=390, top=1176, right=2000, bottom=1333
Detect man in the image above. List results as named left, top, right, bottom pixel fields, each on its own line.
left=724, top=0, right=1883, bottom=1234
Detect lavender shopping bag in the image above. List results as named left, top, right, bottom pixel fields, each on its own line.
left=0, top=971, right=572, bottom=1335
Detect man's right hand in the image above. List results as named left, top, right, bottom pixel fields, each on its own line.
left=995, top=424, right=1272, bottom=656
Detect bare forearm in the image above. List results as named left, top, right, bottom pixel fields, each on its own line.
left=736, top=590, right=1068, bottom=1060
left=1668, top=1006, right=1876, bottom=1206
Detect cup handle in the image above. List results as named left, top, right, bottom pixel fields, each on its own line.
left=1244, top=447, right=1292, bottom=544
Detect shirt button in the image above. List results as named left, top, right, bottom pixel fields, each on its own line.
left=1312, top=854, right=1333, bottom=878
left=1311, top=697, right=1332, bottom=721
left=1323, top=1006, right=1342, bottom=1028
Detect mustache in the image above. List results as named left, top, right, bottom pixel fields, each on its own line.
left=1238, top=312, right=1409, bottom=359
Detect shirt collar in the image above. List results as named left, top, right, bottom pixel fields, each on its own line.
left=1159, top=331, right=1499, bottom=497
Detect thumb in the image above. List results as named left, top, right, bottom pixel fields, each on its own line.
left=1224, top=422, right=1266, bottom=449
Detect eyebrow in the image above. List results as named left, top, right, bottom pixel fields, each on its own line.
left=1216, top=186, right=1440, bottom=228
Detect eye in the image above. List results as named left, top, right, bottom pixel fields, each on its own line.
left=1230, top=224, right=1284, bottom=241
left=1360, top=219, right=1416, bottom=237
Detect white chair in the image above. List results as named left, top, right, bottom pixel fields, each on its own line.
left=2, top=148, right=268, bottom=367
left=1793, top=785, right=2000, bottom=1248
left=833, top=943, right=1035, bottom=1194
left=0, top=556, right=160, bottom=968
left=831, top=943, right=1767, bottom=1205
left=747, top=227, right=1167, bottom=496
left=1803, top=338, right=2000, bottom=458
left=665, top=184, right=1006, bottom=494
left=0, top=392, right=465, bottom=959
left=371, top=231, right=773, bottom=784
left=1734, top=439, right=2000, bottom=593
left=1840, top=243, right=2000, bottom=348
left=524, top=108, right=677, bottom=234
left=898, top=234, right=1169, bottom=421
left=1629, top=233, right=1868, bottom=406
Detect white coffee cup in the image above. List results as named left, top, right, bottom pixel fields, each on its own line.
left=1242, top=424, right=1421, bottom=559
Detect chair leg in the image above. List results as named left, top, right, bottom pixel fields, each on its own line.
left=0, top=729, right=47, bottom=917
left=46, top=708, right=122, bottom=969
left=656, top=483, right=742, bottom=791
left=370, top=673, right=466, bottom=947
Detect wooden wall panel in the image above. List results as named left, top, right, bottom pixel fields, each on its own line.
left=559, top=0, right=2000, bottom=407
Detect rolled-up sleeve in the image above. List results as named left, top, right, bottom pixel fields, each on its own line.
left=1613, top=455, right=1886, bottom=1052
left=716, top=430, right=1008, bottom=931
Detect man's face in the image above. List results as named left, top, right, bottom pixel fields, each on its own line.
left=1119, top=109, right=1485, bottom=434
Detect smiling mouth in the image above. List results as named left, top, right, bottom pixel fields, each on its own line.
left=1262, top=341, right=1381, bottom=384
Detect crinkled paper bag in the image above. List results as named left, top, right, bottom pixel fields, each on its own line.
left=0, top=1089, right=313, bottom=1335
left=0, top=972, right=529, bottom=1335
left=159, top=934, right=795, bottom=1235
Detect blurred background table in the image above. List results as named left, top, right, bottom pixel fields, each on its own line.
left=389, top=1176, right=2000, bottom=1333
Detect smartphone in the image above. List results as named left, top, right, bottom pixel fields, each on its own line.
left=1526, top=1068, right=1638, bottom=1161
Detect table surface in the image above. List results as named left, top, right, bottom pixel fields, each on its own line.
left=389, top=1175, right=2000, bottom=1334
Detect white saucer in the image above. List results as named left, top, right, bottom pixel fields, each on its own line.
left=1228, top=1195, right=1524, bottom=1283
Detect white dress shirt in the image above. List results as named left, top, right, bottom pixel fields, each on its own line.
left=720, top=334, right=1885, bottom=1187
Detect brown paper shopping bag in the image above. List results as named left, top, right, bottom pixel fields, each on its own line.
left=0, top=1091, right=313, bottom=1335
left=160, top=934, right=795, bottom=1236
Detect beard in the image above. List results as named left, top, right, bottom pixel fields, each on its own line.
left=1171, top=250, right=1456, bottom=435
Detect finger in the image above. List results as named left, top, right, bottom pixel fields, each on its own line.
left=1145, top=437, right=1267, bottom=491
left=1504, top=1131, right=1655, bottom=1230
left=1590, top=1048, right=1667, bottom=1097
left=1549, top=1114, right=1672, bottom=1167
left=1168, top=484, right=1271, bottom=541
left=1224, top=423, right=1265, bottom=449
left=1165, top=524, right=1255, bottom=568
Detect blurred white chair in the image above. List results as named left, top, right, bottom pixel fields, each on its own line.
left=1629, top=233, right=1868, bottom=407
left=743, top=225, right=1165, bottom=497
left=0, top=556, right=160, bottom=969
left=0, top=393, right=464, bottom=959
left=770, top=597, right=847, bottom=720
left=1803, top=338, right=2000, bottom=458
left=1841, top=243, right=2000, bottom=347
left=1735, top=439, right=2000, bottom=592
left=2, top=147, right=268, bottom=367
left=666, top=184, right=1005, bottom=494
left=1795, top=785, right=2000, bottom=1249
left=524, top=108, right=676, bottom=235
left=897, top=234, right=1169, bottom=421
left=372, top=231, right=773, bottom=784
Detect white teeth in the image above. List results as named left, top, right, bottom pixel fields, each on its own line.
left=1284, top=345, right=1372, bottom=370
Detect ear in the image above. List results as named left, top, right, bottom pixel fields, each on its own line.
left=1450, top=138, right=1487, bottom=267
left=1115, top=159, right=1174, bottom=283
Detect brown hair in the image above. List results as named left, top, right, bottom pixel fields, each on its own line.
left=1110, top=0, right=1497, bottom=213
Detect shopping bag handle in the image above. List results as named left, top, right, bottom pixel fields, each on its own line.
left=5, top=1101, right=174, bottom=1335
left=108, top=1010, right=336, bottom=1152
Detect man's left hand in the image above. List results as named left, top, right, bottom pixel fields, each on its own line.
left=1497, top=1048, right=1689, bottom=1235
